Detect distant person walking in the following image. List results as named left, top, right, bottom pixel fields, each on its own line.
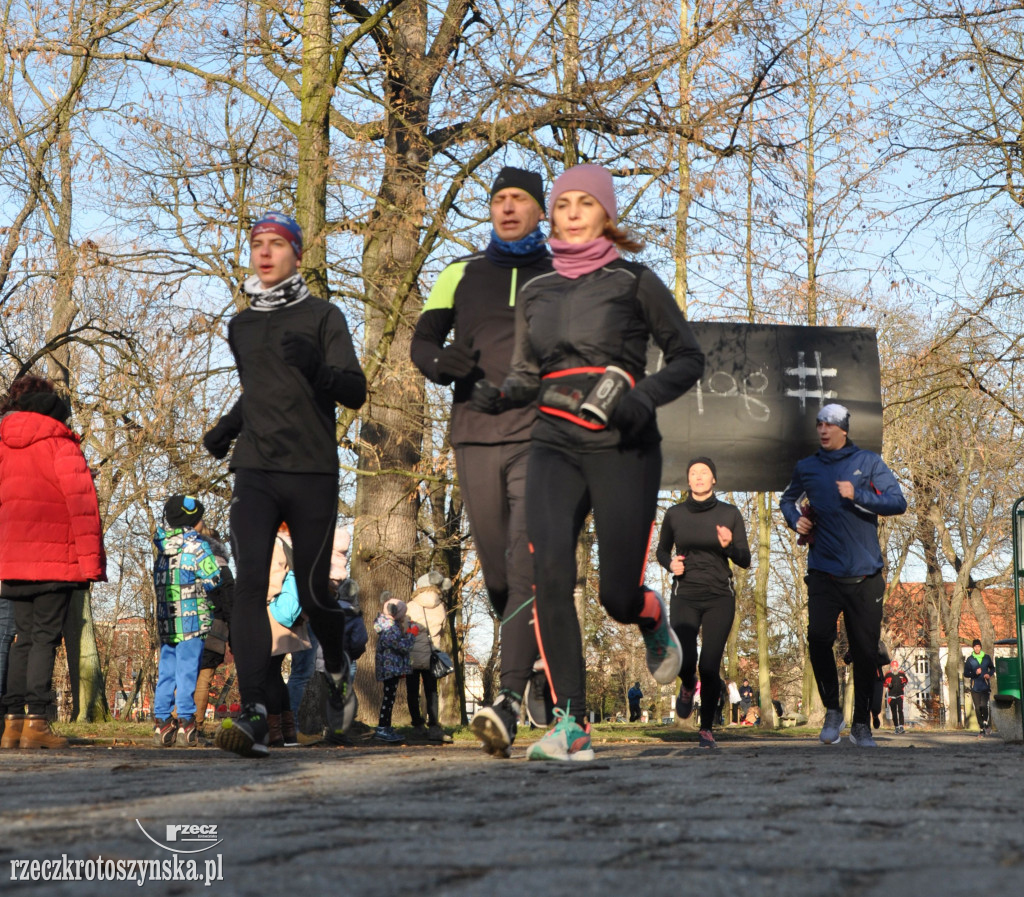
left=628, top=682, right=643, bottom=722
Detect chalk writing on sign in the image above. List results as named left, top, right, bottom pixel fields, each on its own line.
left=785, top=351, right=837, bottom=412
left=694, top=369, right=771, bottom=422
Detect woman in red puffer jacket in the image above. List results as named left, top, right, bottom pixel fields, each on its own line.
left=0, top=375, right=106, bottom=749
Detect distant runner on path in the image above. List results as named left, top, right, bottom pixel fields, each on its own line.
left=780, top=403, right=906, bottom=749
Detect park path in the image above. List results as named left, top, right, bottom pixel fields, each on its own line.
left=1, top=730, right=1021, bottom=895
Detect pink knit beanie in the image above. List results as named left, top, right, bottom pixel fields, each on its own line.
left=549, top=164, right=617, bottom=222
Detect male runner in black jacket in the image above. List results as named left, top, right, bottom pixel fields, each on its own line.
left=204, top=212, right=366, bottom=757
left=411, top=168, right=551, bottom=757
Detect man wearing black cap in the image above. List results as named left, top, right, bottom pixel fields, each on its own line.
left=780, top=403, right=907, bottom=748
left=963, top=638, right=995, bottom=735
left=411, top=167, right=551, bottom=757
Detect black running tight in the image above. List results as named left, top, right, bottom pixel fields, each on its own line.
left=456, top=442, right=536, bottom=699
left=890, top=696, right=904, bottom=728
left=671, top=592, right=735, bottom=731
left=229, top=468, right=346, bottom=707
left=529, top=442, right=661, bottom=723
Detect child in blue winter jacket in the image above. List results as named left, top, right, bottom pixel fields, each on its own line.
left=373, top=596, right=415, bottom=744
left=153, top=495, right=221, bottom=747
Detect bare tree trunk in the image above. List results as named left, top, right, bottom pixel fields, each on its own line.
left=559, top=0, right=580, bottom=167
left=803, top=27, right=818, bottom=326
left=726, top=566, right=747, bottom=680
left=673, top=0, right=695, bottom=314
left=295, top=0, right=333, bottom=299
left=754, top=492, right=775, bottom=727
left=350, top=0, right=433, bottom=718
left=481, top=614, right=500, bottom=707
left=62, top=590, right=111, bottom=722
left=968, top=585, right=996, bottom=650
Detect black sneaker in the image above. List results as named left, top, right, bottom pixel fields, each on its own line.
left=153, top=717, right=177, bottom=747
left=676, top=683, right=696, bottom=721
left=470, top=692, right=519, bottom=758
left=323, top=664, right=358, bottom=743
left=175, top=715, right=199, bottom=747
left=215, top=703, right=269, bottom=758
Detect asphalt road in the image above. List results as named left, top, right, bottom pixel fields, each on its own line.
left=1, top=729, right=1021, bottom=896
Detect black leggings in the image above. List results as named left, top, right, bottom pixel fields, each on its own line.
left=971, top=691, right=989, bottom=730
left=529, top=442, right=661, bottom=723
left=229, top=468, right=346, bottom=707
left=456, top=442, right=535, bottom=699
left=806, top=571, right=885, bottom=726
left=378, top=677, right=400, bottom=727
left=671, top=591, right=735, bottom=731
left=889, top=695, right=904, bottom=727
left=2, top=588, right=73, bottom=715
left=266, top=654, right=291, bottom=715
left=406, top=669, right=438, bottom=726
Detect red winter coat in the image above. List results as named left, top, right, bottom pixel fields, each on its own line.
left=0, top=411, right=106, bottom=582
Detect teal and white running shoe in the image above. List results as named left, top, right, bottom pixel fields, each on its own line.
left=527, top=707, right=595, bottom=763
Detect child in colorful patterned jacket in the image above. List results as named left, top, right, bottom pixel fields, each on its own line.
left=152, top=495, right=221, bottom=748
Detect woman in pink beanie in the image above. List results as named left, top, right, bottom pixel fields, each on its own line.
left=470, top=163, right=705, bottom=761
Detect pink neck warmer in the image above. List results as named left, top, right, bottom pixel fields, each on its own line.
left=549, top=236, right=620, bottom=279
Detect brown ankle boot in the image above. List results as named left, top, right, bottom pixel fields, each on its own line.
left=267, top=713, right=284, bottom=747
left=1, top=714, right=25, bottom=749
left=19, top=715, right=68, bottom=749
left=281, top=710, right=297, bottom=746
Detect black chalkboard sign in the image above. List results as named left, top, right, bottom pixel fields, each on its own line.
left=653, top=323, right=883, bottom=493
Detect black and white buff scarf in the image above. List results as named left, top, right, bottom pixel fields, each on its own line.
left=243, top=272, right=312, bottom=311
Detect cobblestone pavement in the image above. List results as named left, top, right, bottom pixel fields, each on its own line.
left=1, top=729, right=1021, bottom=895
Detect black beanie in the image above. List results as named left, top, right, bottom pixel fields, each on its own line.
left=687, top=456, right=718, bottom=481
left=491, top=166, right=546, bottom=212
left=164, top=494, right=204, bottom=528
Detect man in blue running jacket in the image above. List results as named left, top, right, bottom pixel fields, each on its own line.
left=780, top=403, right=906, bottom=748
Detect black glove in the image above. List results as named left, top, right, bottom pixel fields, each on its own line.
left=470, top=380, right=509, bottom=415
left=281, top=331, right=322, bottom=382
left=435, top=342, right=480, bottom=381
left=610, top=390, right=654, bottom=445
left=203, top=424, right=234, bottom=460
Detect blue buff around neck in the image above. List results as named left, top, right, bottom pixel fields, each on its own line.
left=488, top=226, right=546, bottom=256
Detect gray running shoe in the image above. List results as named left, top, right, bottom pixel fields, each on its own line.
left=819, top=708, right=845, bottom=744
left=522, top=664, right=552, bottom=728
left=849, top=722, right=877, bottom=747
left=639, top=589, right=682, bottom=685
